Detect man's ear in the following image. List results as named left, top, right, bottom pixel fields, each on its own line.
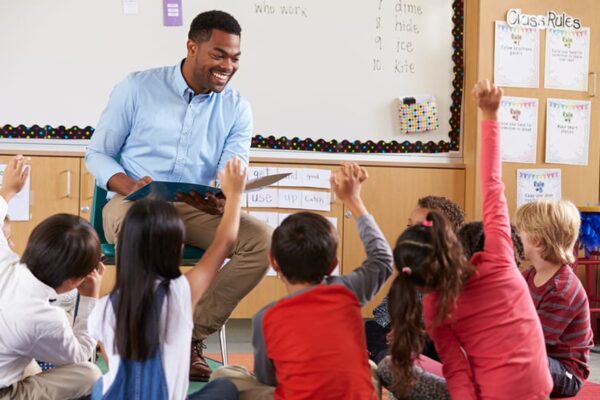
left=325, top=257, right=339, bottom=275
left=186, top=39, right=197, bottom=55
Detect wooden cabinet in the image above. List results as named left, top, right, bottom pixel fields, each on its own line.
left=0, top=155, right=81, bottom=255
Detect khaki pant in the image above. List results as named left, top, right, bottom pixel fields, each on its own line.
left=103, top=194, right=272, bottom=340
left=212, top=362, right=382, bottom=400
left=0, top=362, right=101, bottom=400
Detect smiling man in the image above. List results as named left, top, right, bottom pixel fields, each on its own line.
left=85, top=10, right=271, bottom=382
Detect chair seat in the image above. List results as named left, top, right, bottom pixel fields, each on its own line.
left=100, top=243, right=204, bottom=264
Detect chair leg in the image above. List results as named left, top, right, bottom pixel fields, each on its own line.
left=219, top=324, right=228, bottom=366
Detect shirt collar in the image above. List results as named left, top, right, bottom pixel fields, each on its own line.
left=16, top=264, right=58, bottom=300
left=173, top=59, right=214, bottom=103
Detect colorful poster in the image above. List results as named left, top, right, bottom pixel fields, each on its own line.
left=494, top=21, right=540, bottom=88
left=516, top=169, right=561, bottom=208
left=499, top=96, right=538, bottom=163
left=545, top=27, right=590, bottom=91
left=545, top=99, right=591, bottom=165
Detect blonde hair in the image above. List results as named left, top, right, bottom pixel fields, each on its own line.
left=515, top=200, right=580, bottom=265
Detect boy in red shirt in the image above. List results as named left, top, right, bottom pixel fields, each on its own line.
left=516, top=200, right=594, bottom=398
left=211, top=162, right=393, bottom=399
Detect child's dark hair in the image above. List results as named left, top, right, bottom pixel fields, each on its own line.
left=271, top=212, right=337, bottom=284
left=388, top=211, right=474, bottom=396
left=21, top=214, right=101, bottom=289
left=113, top=199, right=185, bottom=361
left=458, top=221, right=524, bottom=267
left=188, top=10, right=242, bottom=42
left=417, top=195, right=465, bottom=232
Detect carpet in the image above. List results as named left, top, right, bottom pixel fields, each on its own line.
left=565, top=381, right=600, bottom=399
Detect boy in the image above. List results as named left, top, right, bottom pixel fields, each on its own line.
left=0, top=155, right=104, bottom=399
left=516, top=199, right=594, bottom=398
left=212, top=162, right=393, bottom=399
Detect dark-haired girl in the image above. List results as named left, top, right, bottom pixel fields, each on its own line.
left=89, top=158, right=247, bottom=399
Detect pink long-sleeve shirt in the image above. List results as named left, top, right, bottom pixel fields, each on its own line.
left=423, top=120, right=553, bottom=399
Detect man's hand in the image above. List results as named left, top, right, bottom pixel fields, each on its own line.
left=472, top=79, right=503, bottom=121
left=0, top=155, right=30, bottom=202
left=77, top=261, right=105, bottom=299
left=176, top=191, right=226, bottom=215
left=107, top=173, right=152, bottom=196
left=130, top=176, right=153, bottom=194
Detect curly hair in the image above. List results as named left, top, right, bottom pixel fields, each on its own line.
left=389, top=210, right=474, bottom=397
left=188, top=10, right=242, bottom=42
left=458, top=221, right=524, bottom=268
left=418, top=196, right=465, bottom=232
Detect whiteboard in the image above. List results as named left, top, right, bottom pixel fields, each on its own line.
left=0, top=0, right=457, bottom=147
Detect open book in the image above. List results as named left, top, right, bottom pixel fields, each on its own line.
left=124, top=173, right=291, bottom=202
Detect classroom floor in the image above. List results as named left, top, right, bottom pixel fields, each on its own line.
left=204, top=319, right=600, bottom=384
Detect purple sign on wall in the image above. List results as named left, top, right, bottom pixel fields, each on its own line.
left=163, top=0, right=183, bottom=27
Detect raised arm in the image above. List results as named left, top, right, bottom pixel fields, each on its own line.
left=329, top=163, right=393, bottom=305
left=185, top=158, right=247, bottom=306
left=473, top=80, right=514, bottom=262
left=0, top=155, right=29, bottom=255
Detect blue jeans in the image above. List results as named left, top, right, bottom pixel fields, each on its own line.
left=548, top=357, right=583, bottom=398
left=188, top=378, right=239, bottom=400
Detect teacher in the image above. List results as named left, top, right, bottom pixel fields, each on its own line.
left=85, top=10, right=271, bottom=381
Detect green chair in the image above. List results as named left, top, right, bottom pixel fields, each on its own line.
left=90, top=185, right=205, bottom=264
left=90, top=184, right=228, bottom=365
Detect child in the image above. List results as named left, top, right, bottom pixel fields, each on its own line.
left=386, top=81, right=552, bottom=399
left=458, top=221, right=525, bottom=269
left=88, top=158, right=246, bottom=399
left=212, top=162, right=394, bottom=400
left=516, top=200, right=594, bottom=397
left=368, top=195, right=465, bottom=364
left=0, top=154, right=103, bottom=399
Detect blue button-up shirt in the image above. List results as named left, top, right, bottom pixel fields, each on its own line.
left=85, top=62, right=252, bottom=195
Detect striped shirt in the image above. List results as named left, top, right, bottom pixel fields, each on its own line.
left=524, top=265, right=593, bottom=381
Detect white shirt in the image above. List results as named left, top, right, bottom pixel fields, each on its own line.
left=88, top=275, right=193, bottom=400
left=0, top=196, right=97, bottom=388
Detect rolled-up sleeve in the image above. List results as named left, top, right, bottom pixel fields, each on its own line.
left=217, top=97, right=252, bottom=172
left=85, top=75, right=135, bottom=190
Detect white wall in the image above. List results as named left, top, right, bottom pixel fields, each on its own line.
left=0, top=0, right=456, bottom=144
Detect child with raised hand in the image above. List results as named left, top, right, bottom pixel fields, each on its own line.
left=88, top=158, right=247, bottom=400
left=386, top=81, right=552, bottom=400
left=0, top=154, right=104, bottom=399
left=212, top=162, right=393, bottom=400
left=516, top=200, right=593, bottom=397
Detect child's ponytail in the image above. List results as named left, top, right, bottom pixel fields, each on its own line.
left=388, top=210, right=473, bottom=395
left=388, top=273, right=425, bottom=396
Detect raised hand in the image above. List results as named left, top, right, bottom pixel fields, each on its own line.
left=331, top=162, right=368, bottom=217
left=472, top=79, right=503, bottom=120
left=218, top=157, right=247, bottom=200
left=0, top=155, right=30, bottom=202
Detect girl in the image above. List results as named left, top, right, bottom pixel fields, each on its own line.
left=387, top=81, right=552, bottom=400
left=89, top=158, right=247, bottom=400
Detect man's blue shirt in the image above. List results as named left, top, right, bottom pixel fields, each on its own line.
left=86, top=62, right=252, bottom=194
